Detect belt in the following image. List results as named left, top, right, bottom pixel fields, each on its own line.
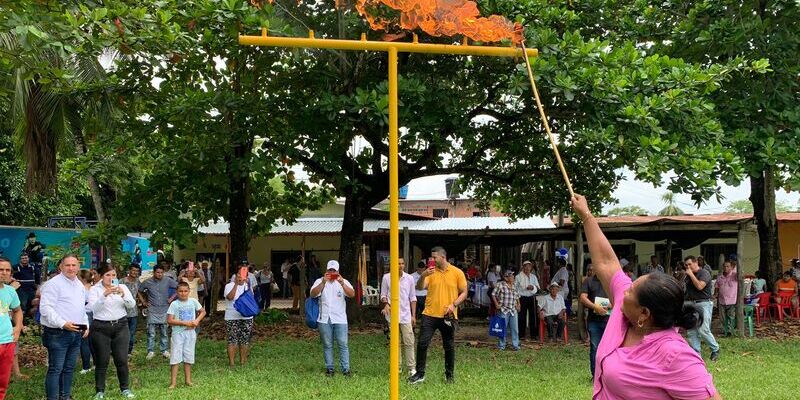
left=93, top=317, right=128, bottom=325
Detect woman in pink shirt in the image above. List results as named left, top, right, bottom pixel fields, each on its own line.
left=571, top=194, right=721, bottom=400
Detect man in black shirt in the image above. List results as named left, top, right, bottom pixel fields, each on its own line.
left=12, top=253, right=41, bottom=320
left=684, top=255, right=720, bottom=361
left=579, top=263, right=610, bottom=378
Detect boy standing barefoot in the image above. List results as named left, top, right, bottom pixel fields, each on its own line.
left=166, top=282, right=205, bottom=389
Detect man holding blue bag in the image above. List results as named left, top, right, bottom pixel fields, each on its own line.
left=491, top=270, right=520, bottom=351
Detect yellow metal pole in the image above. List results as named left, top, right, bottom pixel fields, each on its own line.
left=239, top=32, right=537, bottom=58
left=388, top=46, right=400, bottom=400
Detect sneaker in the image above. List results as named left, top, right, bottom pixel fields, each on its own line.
left=445, top=375, right=454, bottom=384
left=342, top=370, right=352, bottom=377
left=93, top=392, right=105, bottom=400
left=79, top=368, right=93, bottom=375
left=408, top=369, right=417, bottom=378
left=145, top=352, right=155, bottom=360
left=325, top=368, right=334, bottom=377
left=162, top=351, right=170, bottom=359
left=407, top=373, right=425, bottom=384
left=710, top=351, right=720, bottom=362
left=512, top=346, right=520, bottom=351
left=121, top=389, right=135, bottom=398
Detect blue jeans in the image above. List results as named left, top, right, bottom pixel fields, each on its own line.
left=498, top=311, right=519, bottom=350
left=127, top=316, right=138, bottom=354
left=318, top=322, right=350, bottom=372
left=80, top=312, right=94, bottom=370
left=147, top=323, right=168, bottom=353
left=587, top=319, right=608, bottom=377
left=687, top=301, right=720, bottom=354
left=42, top=327, right=83, bottom=400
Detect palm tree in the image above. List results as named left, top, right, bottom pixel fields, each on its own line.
left=2, top=32, right=117, bottom=221
left=658, top=192, right=685, bottom=216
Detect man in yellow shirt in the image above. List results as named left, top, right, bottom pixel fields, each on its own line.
left=408, top=246, right=467, bottom=385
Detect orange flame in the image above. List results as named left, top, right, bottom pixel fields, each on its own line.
left=353, top=0, right=522, bottom=44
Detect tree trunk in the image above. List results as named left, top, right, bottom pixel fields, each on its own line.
left=340, top=195, right=367, bottom=323
left=750, top=168, right=782, bottom=288
left=72, top=131, right=106, bottom=222
left=23, top=83, right=58, bottom=195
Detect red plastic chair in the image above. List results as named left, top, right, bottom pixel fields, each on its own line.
left=539, top=315, right=568, bottom=344
left=770, top=292, right=798, bottom=320
left=755, top=292, right=772, bottom=325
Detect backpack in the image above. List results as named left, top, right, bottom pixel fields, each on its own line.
left=305, top=296, right=320, bottom=329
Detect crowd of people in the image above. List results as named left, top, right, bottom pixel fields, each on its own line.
left=2, top=206, right=800, bottom=399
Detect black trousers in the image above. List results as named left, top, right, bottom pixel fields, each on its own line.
left=258, top=283, right=273, bottom=310
left=518, top=296, right=538, bottom=338
left=415, top=315, right=455, bottom=378
left=544, top=315, right=565, bottom=339
left=90, top=318, right=130, bottom=393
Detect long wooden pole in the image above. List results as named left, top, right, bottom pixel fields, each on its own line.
left=520, top=40, right=575, bottom=198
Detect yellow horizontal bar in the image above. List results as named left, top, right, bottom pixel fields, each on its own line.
left=239, top=34, right=537, bottom=58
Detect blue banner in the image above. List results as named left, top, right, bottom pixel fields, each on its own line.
left=0, top=226, right=91, bottom=270
left=121, top=235, right=157, bottom=270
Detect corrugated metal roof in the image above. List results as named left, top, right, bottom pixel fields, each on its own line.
left=197, top=216, right=555, bottom=235
left=557, top=212, right=800, bottom=227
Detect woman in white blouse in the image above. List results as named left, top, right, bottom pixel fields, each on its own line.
left=87, top=262, right=136, bottom=399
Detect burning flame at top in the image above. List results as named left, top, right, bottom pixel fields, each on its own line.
left=353, top=0, right=523, bottom=44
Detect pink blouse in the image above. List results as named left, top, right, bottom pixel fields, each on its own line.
left=593, top=270, right=717, bottom=400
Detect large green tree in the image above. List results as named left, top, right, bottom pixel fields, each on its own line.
left=250, top=0, right=746, bottom=320
left=574, top=0, right=800, bottom=284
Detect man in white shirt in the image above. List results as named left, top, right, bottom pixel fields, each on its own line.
left=538, top=283, right=566, bottom=342
left=380, top=258, right=417, bottom=377
left=39, top=254, right=89, bottom=400
left=411, top=262, right=428, bottom=317
left=310, top=260, right=355, bottom=377
left=514, top=261, right=540, bottom=340
left=551, top=259, right=570, bottom=314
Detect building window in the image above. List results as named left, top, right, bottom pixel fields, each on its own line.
left=432, top=208, right=449, bottom=218
left=472, top=211, right=490, bottom=217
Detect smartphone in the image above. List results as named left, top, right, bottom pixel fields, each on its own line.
left=329, top=272, right=339, bottom=281
left=111, top=278, right=119, bottom=287
left=238, top=266, right=248, bottom=281
left=75, top=324, right=88, bottom=332
left=427, top=257, right=436, bottom=270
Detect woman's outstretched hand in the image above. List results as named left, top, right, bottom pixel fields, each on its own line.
left=570, top=194, right=592, bottom=221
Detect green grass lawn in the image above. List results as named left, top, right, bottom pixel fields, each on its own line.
left=8, top=333, right=799, bottom=399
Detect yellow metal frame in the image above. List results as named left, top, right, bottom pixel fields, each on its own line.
left=239, top=29, right=537, bottom=400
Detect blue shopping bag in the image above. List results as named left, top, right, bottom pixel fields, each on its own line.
left=488, top=315, right=506, bottom=338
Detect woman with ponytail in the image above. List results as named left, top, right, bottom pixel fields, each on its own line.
left=571, top=194, right=721, bottom=400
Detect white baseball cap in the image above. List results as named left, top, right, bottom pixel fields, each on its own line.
left=327, top=260, right=340, bottom=271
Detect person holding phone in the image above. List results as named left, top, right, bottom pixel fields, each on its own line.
left=408, top=246, right=468, bottom=385
left=224, top=261, right=256, bottom=367
left=87, top=262, right=136, bottom=399
left=39, top=254, right=90, bottom=400
left=310, top=260, right=355, bottom=377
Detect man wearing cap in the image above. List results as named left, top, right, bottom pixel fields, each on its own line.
left=139, top=263, right=177, bottom=360
left=409, top=246, right=468, bottom=385
left=514, top=261, right=539, bottom=340
left=538, top=282, right=566, bottom=342
left=379, top=258, right=417, bottom=376
left=12, top=253, right=40, bottom=322
left=492, top=270, right=521, bottom=350
left=310, top=260, right=355, bottom=377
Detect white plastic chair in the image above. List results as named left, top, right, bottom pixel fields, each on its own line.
left=363, top=285, right=379, bottom=306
